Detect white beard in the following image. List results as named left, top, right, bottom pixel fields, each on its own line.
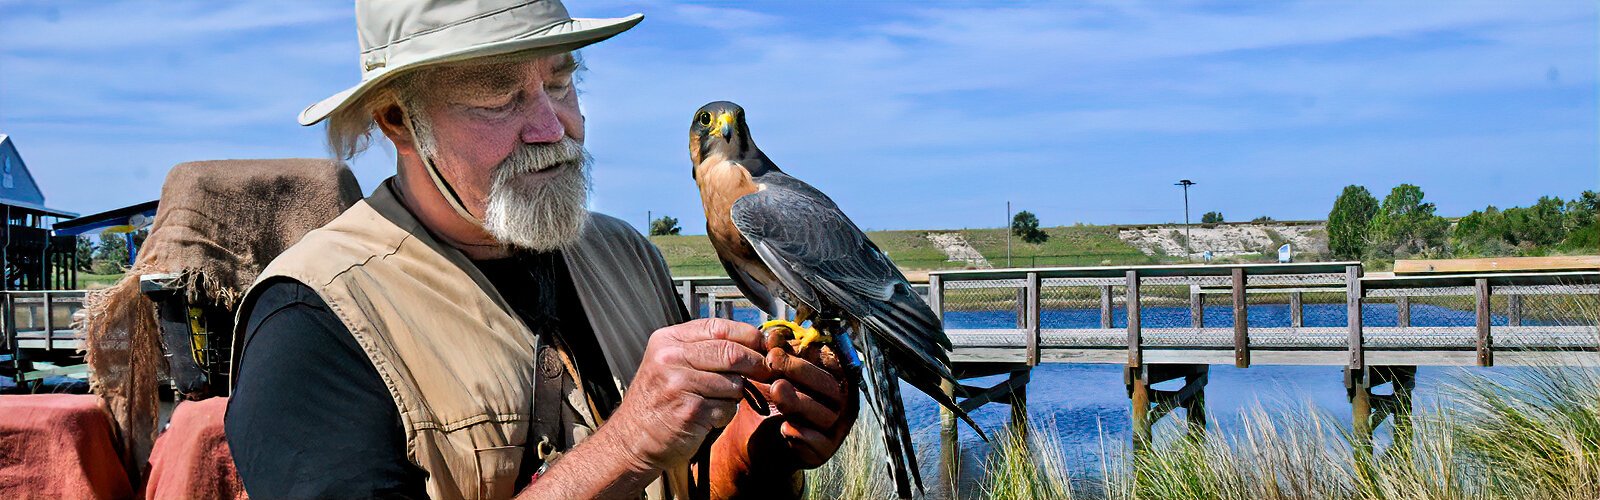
left=481, top=137, right=592, bottom=252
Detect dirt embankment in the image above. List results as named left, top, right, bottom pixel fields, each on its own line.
left=925, top=232, right=992, bottom=268
left=1118, top=223, right=1328, bottom=259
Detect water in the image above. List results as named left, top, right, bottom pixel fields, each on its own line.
left=712, top=302, right=1531, bottom=475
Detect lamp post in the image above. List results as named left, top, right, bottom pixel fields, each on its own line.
left=1175, top=179, right=1196, bottom=261
left=1006, top=201, right=1012, bottom=268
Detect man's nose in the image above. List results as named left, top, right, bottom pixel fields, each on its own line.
left=520, top=90, right=566, bottom=144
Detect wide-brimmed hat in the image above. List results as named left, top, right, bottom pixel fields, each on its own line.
left=299, top=0, right=642, bottom=125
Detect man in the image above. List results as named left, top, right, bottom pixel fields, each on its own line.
left=223, top=1, right=857, bottom=499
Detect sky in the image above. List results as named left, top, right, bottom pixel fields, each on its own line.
left=1, top=1, right=1595, bottom=233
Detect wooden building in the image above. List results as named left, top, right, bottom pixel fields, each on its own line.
left=0, top=135, right=79, bottom=291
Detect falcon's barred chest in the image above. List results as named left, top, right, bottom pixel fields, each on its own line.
left=693, top=153, right=769, bottom=280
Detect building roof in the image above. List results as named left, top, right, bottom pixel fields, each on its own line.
left=53, top=200, right=158, bottom=236
left=0, top=134, right=79, bottom=218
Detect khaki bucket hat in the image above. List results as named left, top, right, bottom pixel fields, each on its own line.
left=299, top=0, right=642, bottom=126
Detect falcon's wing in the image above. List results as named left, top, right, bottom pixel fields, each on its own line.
left=729, top=173, right=953, bottom=370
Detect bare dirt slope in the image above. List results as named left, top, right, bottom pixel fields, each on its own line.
left=925, top=232, right=993, bottom=269
left=1118, top=223, right=1328, bottom=260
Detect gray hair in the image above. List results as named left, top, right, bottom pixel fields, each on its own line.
left=323, top=71, right=423, bottom=161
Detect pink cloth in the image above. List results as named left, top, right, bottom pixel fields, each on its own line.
left=0, top=394, right=133, bottom=499
left=144, top=397, right=245, bottom=499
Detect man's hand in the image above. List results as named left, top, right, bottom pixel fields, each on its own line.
left=710, top=328, right=860, bottom=499
left=606, top=318, right=774, bottom=471
left=516, top=319, right=774, bottom=500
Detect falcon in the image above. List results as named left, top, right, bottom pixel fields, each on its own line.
left=688, top=101, right=981, bottom=497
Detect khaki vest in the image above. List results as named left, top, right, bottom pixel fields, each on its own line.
left=233, top=180, right=688, bottom=499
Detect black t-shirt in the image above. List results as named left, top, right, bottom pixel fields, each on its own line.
left=225, top=251, right=612, bottom=498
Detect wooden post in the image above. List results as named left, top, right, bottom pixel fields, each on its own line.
left=1125, top=269, right=1149, bottom=459
left=1348, top=367, right=1373, bottom=459
left=1506, top=294, right=1522, bottom=327
left=1025, top=272, right=1041, bottom=366
left=1289, top=291, right=1303, bottom=328
left=932, top=275, right=957, bottom=498
left=41, top=293, right=53, bottom=352
left=1347, top=265, right=1364, bottom=370
left=1014, top=287, right=1027, bottom=330
left=1126, top=270, right=1142, bottom=368
left=1099, top=285, right=1113, bottom=329
left=1008, top=369, right=1029, bottom=433
left=685, top=282, right=701, bottom=319
left=1190, top=288, right=1204, bottom=328
left=1476, top=278, right=1493, bottom=367
left=1184, top=368, right=1208, bottom=439
left=1128, top=366, right=1151, bottom=454
left=1397, top=296, right=1411, bottom=328
left=939, top=377, right=959, bottom=497
left=1232, top=268, right=1249, bottom=368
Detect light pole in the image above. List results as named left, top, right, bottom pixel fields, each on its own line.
left=647, top=210, right=652, bottom=235
left=1175, top=179, right=1196, bottom=261
left=1006, top=201, right=1012, bottom=268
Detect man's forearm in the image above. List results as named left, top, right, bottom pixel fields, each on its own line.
left=514, top=420, right=660, bottom=499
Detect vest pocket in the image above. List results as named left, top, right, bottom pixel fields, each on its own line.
left=474, top=445, right=524, bottom=499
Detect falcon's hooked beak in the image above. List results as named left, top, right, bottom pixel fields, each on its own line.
left=711, top=112, right=733, bottom=138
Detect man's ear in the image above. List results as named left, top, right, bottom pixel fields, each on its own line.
left=374, top=103, right=418, bottom=157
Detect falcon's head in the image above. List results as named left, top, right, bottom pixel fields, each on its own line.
left=689, top=101, right=764, bottom=178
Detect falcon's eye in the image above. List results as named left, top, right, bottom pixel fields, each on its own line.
left=697, top=112, right=711, bottom=126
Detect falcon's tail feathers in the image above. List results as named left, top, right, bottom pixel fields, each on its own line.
left=859, top=313, right=987, bottom=441
left=861, top=331, right=921, bottom=499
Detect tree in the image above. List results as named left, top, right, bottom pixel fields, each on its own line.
left=1011, top=210, right=1048, bottom=244
left=91, top=231, right=130, bottom=274
left=1327, top=185, right=1379, bottom=260
left=1251, top=216, right=1275, bottom=223
left=1452, top=206, right=1510, bottom=255
left=1369, top=184, right=1449, bottom=258
left=75, top=237, right=94, bottom=272
left=1563, top=191, right=1598, bottom=250
left=1501, top=196, right=1566, bottom=247
left=649, top=215, right=681, bottom=236
left=1201, top=211, right=1224, bottom=224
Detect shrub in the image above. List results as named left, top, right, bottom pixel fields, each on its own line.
left=649, top=215, right=681, bottom=236
left=1328, top=185, right=1378, bottom=260
left=1012, top=210, right=1049, bottom=244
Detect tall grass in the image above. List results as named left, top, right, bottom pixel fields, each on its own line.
left=979, top=421, right=1074, bottom=500
left=807, top=364, right=1600, bottom=499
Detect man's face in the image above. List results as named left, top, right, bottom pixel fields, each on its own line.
left=408, top=52, right=592, bottom=251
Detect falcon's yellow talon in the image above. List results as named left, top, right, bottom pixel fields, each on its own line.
left=759, top=319, right=830, bottom=351
left=760, top=319, right=798, bottom=332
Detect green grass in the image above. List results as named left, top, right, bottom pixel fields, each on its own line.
left=649, top=234, right=726, bottom=277
left=957, top=226, right=1158, bottom=269
left=651, top=225, right=1155, bottom=278
left=77, top=272, right=125, bottom=289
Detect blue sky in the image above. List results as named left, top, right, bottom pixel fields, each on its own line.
left=1, top=1, right=1595, bottom=233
